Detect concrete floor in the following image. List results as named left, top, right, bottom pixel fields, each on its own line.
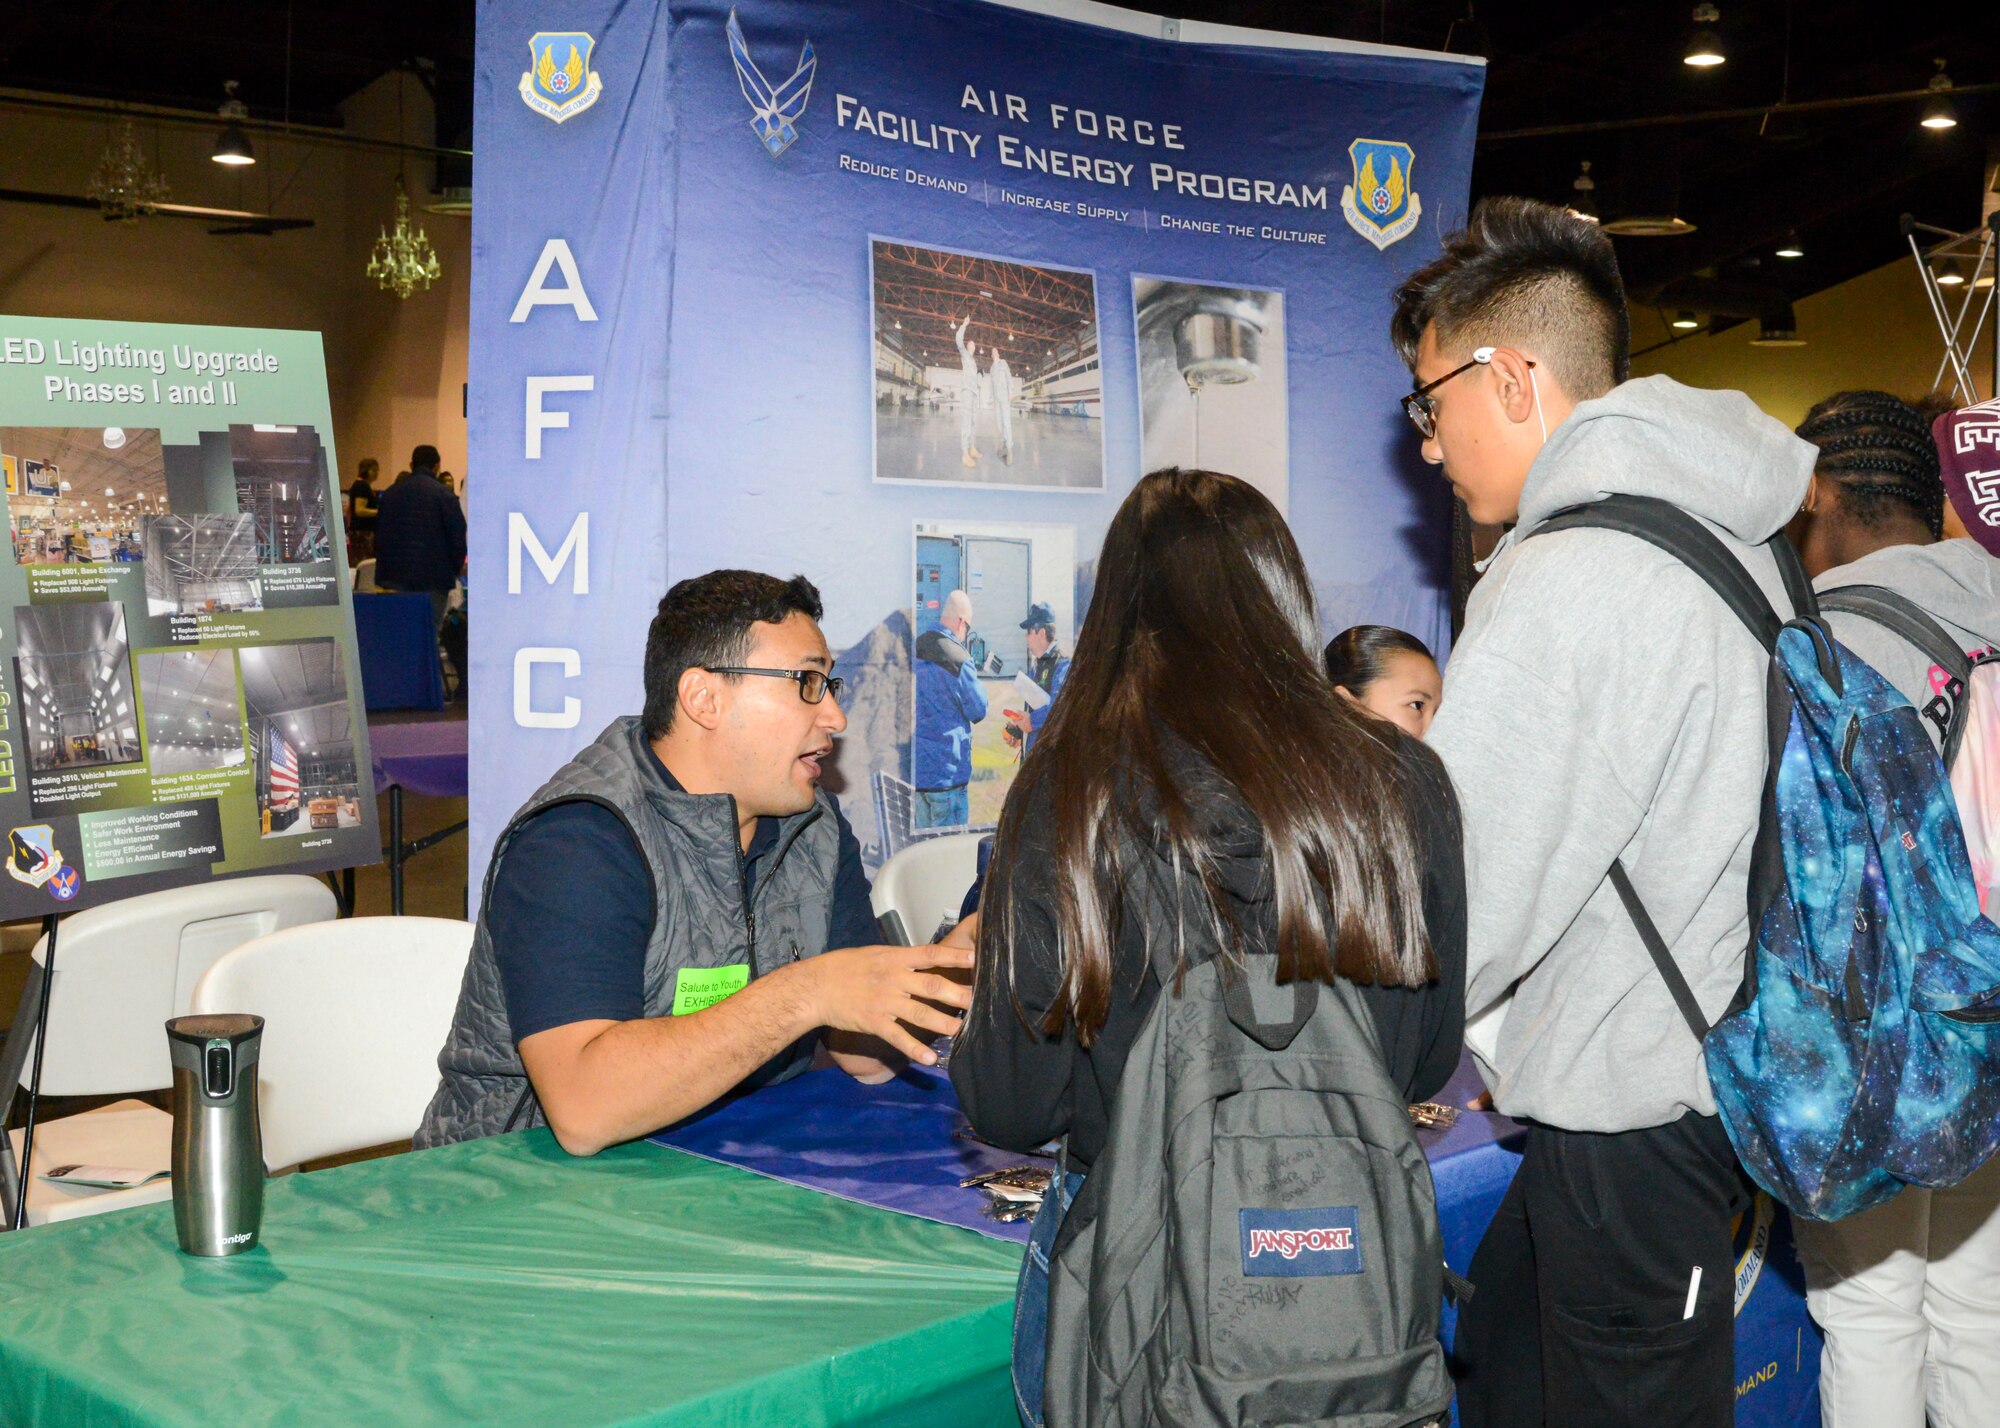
left=876, top=406, right=1104, bottom=489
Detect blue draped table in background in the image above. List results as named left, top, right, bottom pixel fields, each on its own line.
left=654, top=1050, right=1823, bottom=1425
left=353, top=591, right=444, bottom=712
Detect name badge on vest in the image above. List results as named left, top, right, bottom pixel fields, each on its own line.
left=672, top=964, right=750, bottom=1015
left=1239, top=1206, right=1366, bottom=1277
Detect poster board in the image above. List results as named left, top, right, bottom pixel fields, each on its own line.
left=0, top=317, right=378, bottom=918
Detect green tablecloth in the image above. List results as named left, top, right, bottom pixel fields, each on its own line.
left=0, top=1130, right=1024, bottom=1427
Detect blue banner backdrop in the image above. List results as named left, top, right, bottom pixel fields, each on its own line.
left=471, top=0, right=1484, bottom=871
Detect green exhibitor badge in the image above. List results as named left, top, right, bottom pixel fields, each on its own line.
left=672, top=964, right=750, bottom=1015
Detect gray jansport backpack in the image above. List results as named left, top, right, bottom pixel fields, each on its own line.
left=1043, top=938, right=1455, bottom=1428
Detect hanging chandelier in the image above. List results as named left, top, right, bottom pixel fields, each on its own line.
left=366, top=177, right=441, bottom=299
left=88, top=119, right=170, bottom=223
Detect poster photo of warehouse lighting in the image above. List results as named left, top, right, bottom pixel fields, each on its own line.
left=0, top=426, right=170, bottom=567
left=870, top=238, right=1105, bottom=493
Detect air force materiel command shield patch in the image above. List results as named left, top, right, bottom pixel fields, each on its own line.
left=1341, top=139, right=1422, bottom=250
left=520, top=33, right=604, bottom=124
left=1240, top=1206, right=1366, bottom=1277
left=726, top=7, right=817, bottom=157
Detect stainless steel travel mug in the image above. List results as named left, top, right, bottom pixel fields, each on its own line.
left=165, top=1014, right=265, bottom=1256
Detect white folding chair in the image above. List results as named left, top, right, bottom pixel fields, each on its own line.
left=353, top=557, right=378, bottom=592
left=189, top=917, right=473, bottom=1172
left=869, top=832, right=985, bottom=945
left=3, top=875, right=339, bottom=1225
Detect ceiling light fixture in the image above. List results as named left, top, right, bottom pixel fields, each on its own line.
left=367, top=76, right=442, bottom=299
left=211, top=81, right=256, bottom=166
left=1750, top=305, right=1805, bottom=347
left=367, top=177, right=441, bottom=299
left=88, top=118, right=170, bottom=223
left=1775, top=232, right=1804, bottom=259
left=1683, top=4, right=1725, bottom=67
left=1672, top=311, right=1702, bottom=330
left=1567, top=160, right=1598, bottom=224
left=1922, top=60, right=1958, bottom=130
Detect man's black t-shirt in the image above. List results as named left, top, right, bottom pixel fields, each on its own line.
left=488, top=742, right=878, bottom=1044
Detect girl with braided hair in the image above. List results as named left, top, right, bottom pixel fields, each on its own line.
left=1786, top=387, right=2000, bottom=1428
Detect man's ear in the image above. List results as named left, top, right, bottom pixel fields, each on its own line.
left=1488, top=348, right=1540, bottom=426
left=675, top=666, right=724, bottom=733
left=1800, top=471, right=1821, bottom=515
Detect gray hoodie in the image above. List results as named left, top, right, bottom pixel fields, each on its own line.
left=1428, top=375, right=1816, bottom=1132
left=1816, top=539, right=2000, bottom=756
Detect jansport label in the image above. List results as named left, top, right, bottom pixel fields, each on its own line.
left=672, top=964, right=750, bottom=1015
left=1239, top=1206, right=1365, bottom=1277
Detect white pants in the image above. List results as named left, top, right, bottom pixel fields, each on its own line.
left=1794, top=1156, right=2000, bottom=1428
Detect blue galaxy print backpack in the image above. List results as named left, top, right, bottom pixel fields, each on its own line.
left=1531, top=495, right=2000, bottom=1221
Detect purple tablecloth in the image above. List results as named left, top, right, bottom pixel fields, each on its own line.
left=370, top=719, right=469, bottom=799
left=649, top=1053, right=1515, bottom=1249
left=654, top=1060, right=1054, bottom=1243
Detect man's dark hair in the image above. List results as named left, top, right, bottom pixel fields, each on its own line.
left=1391, top=196, right=1631, bottom=399
left=411, top=444, right=441, bottom=471
left=1797, top=390, right=1943, bottom=538
left=642, top=570, right=825, bottom=737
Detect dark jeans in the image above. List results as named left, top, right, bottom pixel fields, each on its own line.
left=1012, top=1168, right=1084, bottom=1428
left=1453, top=1111, right=1750, bottom=1428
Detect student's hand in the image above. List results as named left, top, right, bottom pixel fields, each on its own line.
left=805, top=944, right=974, bottom=1065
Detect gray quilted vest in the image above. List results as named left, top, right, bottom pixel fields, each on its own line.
left=415, top=716, right=840, bottom=1148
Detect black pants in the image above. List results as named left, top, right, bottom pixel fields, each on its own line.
left=1454, top=1112, right=1750, bottom=1428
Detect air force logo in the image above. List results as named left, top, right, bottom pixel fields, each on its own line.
left=1240, top=1206, right=1366, bottom=1278
left=1341, top=139, right=1422, bottom=250
left=519, top=33, right=603, bottom=124
left=6, top=824, right=62, bottom=890
left=726, top=8, right=816, bottom=157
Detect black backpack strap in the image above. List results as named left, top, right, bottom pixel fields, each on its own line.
left=1220, top=961, right=1318, bottom=1052
left=1607, top=861, right=1710, bottom=1040
left=1529, top=494, right=1790, bottom=649
left=1526, top=494, right=1813, bottom=1045
left=1819, top=583, right=1974, bottom=766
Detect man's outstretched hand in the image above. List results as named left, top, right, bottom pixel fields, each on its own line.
left=808, top=943, right=975, bottom=1066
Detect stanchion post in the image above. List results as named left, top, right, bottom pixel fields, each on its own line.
left=389, top=785, right=405, bottom=916
left=8, top=913, right=61, bottom=1231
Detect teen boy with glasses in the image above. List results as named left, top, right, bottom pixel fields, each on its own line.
left=418, top=569, right=973, bottom=1154
left=1395, top=198, right=1817, bottom=1427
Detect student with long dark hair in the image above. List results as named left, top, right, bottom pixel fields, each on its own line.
left=952, top=468, right=1466, bottom=1427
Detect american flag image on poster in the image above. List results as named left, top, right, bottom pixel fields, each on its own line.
left=267, top=726, right=300, bottom=812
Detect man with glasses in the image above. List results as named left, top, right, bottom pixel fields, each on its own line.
left=418, top=569, right=972, bottom=1153
left=1393, top=198, right=1816, bottom=1427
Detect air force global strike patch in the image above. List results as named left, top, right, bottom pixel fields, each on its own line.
left=1341, top=139, right=1421, bottom=250
left=726, top=7, right=817, bottom=157
left=520, top=33, right=604, bottom=124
